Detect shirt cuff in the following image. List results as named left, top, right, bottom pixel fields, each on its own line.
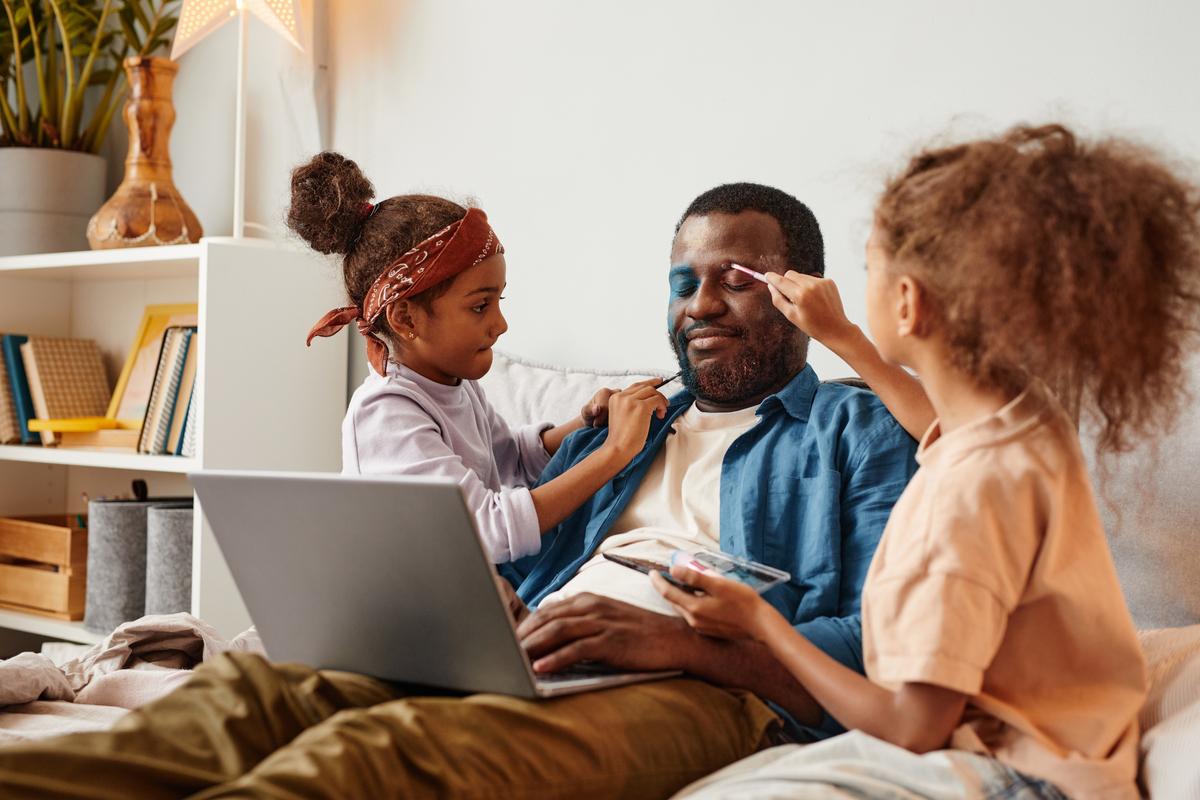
left=869, top=651, right=984, bottom=696
left=502, top=486, right=543, bottom=562
left=517, top=422, right=555, bottom=479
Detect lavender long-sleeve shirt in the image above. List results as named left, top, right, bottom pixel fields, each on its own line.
left=342, top=362, right=553, bottom=563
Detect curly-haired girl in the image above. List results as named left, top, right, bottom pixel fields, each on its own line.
left=291, top=153, right=668, bottom=564
left=656, top=124, right=1200, bottom=799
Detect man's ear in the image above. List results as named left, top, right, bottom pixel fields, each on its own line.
left=894, top=275, right=927, bottom=338
left=385, top=300, right=418, bottom=342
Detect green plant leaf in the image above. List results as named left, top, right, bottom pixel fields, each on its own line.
left=4, top=0, right=179, bottom=150
left=128, top=0, right=148, bottom=30
left=116, top=5, right=139, bottom=50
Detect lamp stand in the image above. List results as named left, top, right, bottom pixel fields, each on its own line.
left=232, top=5, right=247, bottom=238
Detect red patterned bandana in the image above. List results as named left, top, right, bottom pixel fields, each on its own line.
left=306, top=207, right=504, bottom=376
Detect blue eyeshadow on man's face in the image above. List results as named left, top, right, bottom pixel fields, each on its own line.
left=669, top=265, right=699, bottom=298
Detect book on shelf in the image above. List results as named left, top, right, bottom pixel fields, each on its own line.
left=58, top=428, right=142, bottom=450
left=138, top=326, right=196, bottom=455
left=165, top=331, right=199, bottom=455
left=179, top=387, right=198, bottom=458
left=112, top=305, right=199, bottom=427
left=1, top=335, right=38, bottom=445
left=0, top=342, right=20, bottom=444
left=19, top=337, right=111, bottom=447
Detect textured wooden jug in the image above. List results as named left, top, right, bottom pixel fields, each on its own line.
left=88, top=57, right=203, bottom=249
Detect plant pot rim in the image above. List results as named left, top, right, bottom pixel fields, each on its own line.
left=0, top=147, right=106, bottom=160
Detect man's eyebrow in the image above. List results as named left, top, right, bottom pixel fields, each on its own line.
left=669, top=265, right=696, bottom=279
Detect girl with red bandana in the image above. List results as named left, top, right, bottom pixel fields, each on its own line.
left=292, top=152, right=667, bottom=564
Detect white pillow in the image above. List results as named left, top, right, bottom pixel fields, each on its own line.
left=478, top=350, right=672, bottom=429
left=1138, top=625, right=1200, bottom=799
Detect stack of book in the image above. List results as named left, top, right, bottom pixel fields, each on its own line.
left=1, top=305, right=201, bottom=456
left=137, top=326, right=199, bottom=456
left=1, top=334, right=111, bottom=447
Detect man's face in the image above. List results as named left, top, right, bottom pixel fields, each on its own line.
left=668, top=211, right=808, bottom=408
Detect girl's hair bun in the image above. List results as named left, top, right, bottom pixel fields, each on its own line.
left=287, top=151, right=374, bottom=255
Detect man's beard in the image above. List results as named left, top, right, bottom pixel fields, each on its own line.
left=669, top=318, right=807, bottom=405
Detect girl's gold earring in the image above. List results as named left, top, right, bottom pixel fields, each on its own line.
left=406, top=331, right=417, bottom=341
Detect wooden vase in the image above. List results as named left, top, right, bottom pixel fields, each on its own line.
left=88, top=57, right=202, bottom=249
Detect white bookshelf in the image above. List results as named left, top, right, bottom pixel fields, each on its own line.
left=0, top=238, right=347, bottom=648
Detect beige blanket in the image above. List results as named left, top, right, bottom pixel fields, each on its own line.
left=0, top=614, right=263, bottom=743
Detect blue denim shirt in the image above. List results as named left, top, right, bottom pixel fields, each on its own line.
left=507, top=365, right=917, bottom=736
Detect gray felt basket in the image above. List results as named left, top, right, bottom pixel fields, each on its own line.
left=84, top=498, right=192, bottom=634
left=144, top=504, right=195, bottom=616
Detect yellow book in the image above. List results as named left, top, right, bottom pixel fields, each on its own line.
left=28, top=417, right=120, bottom=433
left=58, top=428, right=141, bottom=450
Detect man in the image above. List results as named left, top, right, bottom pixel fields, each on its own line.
left=0, top=184, right=917, bottom=800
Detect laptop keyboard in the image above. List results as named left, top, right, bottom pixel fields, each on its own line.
left=535, top=663, right=622, bottom=683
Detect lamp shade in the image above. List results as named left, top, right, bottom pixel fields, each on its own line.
left=171, top=0, right=302, bottom=60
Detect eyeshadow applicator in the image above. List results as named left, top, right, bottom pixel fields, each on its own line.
left=729, top=262, right=770, bottom=284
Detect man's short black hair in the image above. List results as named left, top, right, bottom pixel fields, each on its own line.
left=675, top=182, right=825, bottom=275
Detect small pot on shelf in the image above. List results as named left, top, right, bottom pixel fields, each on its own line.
left=0, top=149, right=107, bottom=257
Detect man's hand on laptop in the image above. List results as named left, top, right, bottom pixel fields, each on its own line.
left=517, top=593, right=695, bottom=674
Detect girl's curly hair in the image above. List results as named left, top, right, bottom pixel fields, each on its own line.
left=286, top=152, right=466, bottom=343
left=875, top=124, right=1200, bottom=454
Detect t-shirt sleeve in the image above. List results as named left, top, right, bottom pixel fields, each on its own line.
left=865, top=468, right=1044, bottom=696
left=476, top=386, right=553, bottom=486
left=351, top=392, right=542, bottom=564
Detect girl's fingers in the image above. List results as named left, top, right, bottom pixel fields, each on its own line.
left=651, top=393, right=669, bottom=419
left=765, top=273, right=798, bottom=302
left=783, top=269, right=821, bottom=286
left=649, top=571, right=700, bottom=610
left=630, top=387, right=670, bottom=408
left=768, top=284, right=794, bottom=311
left=669, top=562, right=719, bottom=591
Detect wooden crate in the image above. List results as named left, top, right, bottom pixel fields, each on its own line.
left=0, top=515, right=87, bottom=620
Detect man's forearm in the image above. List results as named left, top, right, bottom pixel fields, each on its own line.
left=681, top=628, right=823, bottom=727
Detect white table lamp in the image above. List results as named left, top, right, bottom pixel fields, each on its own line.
left=171, top=0, right=303, bottom=238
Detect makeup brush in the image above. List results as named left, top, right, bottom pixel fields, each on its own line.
left=729, top=262, right=770, bottom=284
left=654, top=372, right=682, bottom=390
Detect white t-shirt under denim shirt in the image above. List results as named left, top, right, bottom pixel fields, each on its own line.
left=542, top=403, right=761, bottom=615
left=342, top=361, right=553, bottom=563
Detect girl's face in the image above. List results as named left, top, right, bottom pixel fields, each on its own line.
left=397, top=254, right=509, bottom=384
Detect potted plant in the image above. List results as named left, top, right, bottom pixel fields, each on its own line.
left=0, top=0, right=180, bottom=256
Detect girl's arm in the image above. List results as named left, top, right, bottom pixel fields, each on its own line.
left=764, top=271, right=935, bottom=440
left=541, top=417, right=585, bottom=456
left=651, top=566, right=966, bottom=753
left=529, top=380, right=667, bottom=533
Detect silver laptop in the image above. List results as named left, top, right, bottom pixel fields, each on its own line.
left=190, top=470, right=678, bottom=698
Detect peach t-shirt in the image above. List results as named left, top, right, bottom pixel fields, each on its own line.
left=862, top=383, right=1147, bottom=800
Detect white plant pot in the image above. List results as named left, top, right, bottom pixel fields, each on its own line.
left=0, top=148, right=107, bottom=257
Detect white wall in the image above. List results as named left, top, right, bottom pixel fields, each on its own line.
left=329, top=0, right=1200, bottom=385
